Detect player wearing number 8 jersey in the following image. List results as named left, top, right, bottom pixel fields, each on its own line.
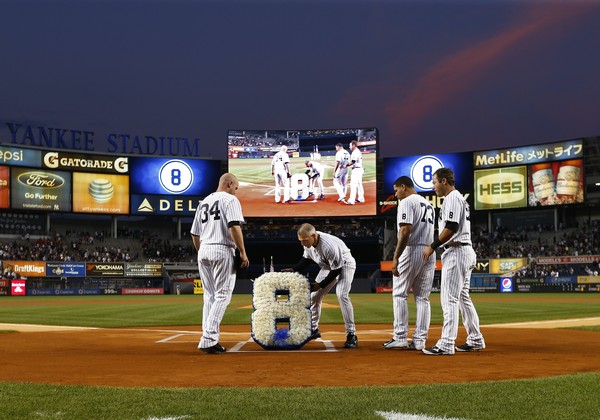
left=191, top=173, right=249, bottom=354
left=383, top=176, right=435, bottom=350
left=422, top=168, right=485, bottom=355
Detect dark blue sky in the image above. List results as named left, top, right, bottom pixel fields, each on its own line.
left=2, top=0, right=599, bottom=159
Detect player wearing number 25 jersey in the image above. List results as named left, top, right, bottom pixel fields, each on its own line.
left=191, top=173, right=249, bottom=354
left=383, top=176, right=435, bottom=350
left=422, top=168, right=485, bottom=355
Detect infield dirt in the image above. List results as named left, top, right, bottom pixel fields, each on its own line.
left=0, top=324, right=598, bottom=388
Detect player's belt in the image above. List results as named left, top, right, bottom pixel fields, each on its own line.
left=442, top=242, right=471, bottom=250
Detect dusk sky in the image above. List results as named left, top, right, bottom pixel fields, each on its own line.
left=2, top=0, right=600, bottom=159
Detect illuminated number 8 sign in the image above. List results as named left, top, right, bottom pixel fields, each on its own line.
left=252, top=272, right=312, bottom=350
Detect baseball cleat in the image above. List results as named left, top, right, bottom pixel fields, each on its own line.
left=200, top=343, right=227, bottom=354
left=422, top=346, right=452, bottom=355
left=309, top=328, right=321, bottom=340
left=408, top=341, right=425, bottom=351
left=344, top=333, right=358, bottom=348
left=308, top=192, right=314, bottom=197
left=337, top=197, right=346, bottom=202
left=319, top=194, right=325, bottom=200
left=455, top=343, right=484, bottom=352
left=383, top=338, right=409, bottom=349
left=345, top=201, right=355, bottom=205
left=340, top=198, right=349, bottom=204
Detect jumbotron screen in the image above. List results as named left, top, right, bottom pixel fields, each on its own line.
left=227, top=128, right=378, bottom=218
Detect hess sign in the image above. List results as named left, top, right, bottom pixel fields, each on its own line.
left=475, top=167, right=527, bottom=210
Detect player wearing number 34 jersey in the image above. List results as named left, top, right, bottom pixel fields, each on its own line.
left=422, top=167, right=485, bottom=355
left=191, top=173, right=249, bottom=354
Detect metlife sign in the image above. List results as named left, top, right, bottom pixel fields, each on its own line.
left=473, top=139, right=584, bottom=168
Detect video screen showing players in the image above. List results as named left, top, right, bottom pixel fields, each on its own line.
left=227, top=128, right=378, bottom=218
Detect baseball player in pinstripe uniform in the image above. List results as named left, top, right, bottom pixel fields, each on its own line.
left=288, top=223, right=358, bottom=348
left=346, top=140, right=365, bottom=205
left=304, top=160, right=326, bottom=200
left=333, top=143, right=351, bottom=202
left=271, top=145, right=292, bottom=203
left=422, top=168, right=486, bottom=355
left=191, top=173, right=249, bottom=354
left=383, top=176, right=435, bottom=350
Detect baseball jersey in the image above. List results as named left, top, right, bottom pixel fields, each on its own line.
left=439, top=189, right=471, bottom=245
left=397, top=194, right=434, bottom=246
left=190, top=191, right=245, bottom=248
left=308, top=161, right=325, bottom=177
left=302, top=231, right=354, bottom=273
left=335, top=149, right=350, bottom=171
left=271, top=150, right=290, bottom=171
left=350, top=148, right=363, bottom=168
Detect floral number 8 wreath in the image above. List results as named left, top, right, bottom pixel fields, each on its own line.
left=252, top=272, right=312, bottom=350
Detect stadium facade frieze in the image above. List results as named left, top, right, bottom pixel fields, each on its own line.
left=2, top=121, right=204, bottom=158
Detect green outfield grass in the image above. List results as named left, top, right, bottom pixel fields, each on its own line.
left=1, top=293, right=599, bottom=419
left=0, top=293, right=598, bottom=328
left=0, top=373, right=598, bottom=419
left=229, top=154, right=377, bottom=185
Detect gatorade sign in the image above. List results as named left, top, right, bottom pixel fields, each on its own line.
left=11, top=280, right=26, bottom=296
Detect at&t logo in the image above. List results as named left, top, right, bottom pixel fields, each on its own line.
left=159, top=160, right=194, bottom=194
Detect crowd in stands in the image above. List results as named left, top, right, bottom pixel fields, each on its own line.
left=471, top=220, right=600, bottom=278
left=2, top=215, right=598, bottom=282
left=472, top=220, right=600, bottom=259
left=0, top=212, right=45, bottom=236
left=242, top=218, right=383, bottom=240
left=1, top=218, right=384, bottom=265
left=228, top=132, right=298, bottom=150
left=0, top=231, right=137, bottom=263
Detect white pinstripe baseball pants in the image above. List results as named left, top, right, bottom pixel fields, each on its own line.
left=436, top=246, right=485, bottom=353
left=311, top=261, right=356, bottom=334
left=348, top=167, right=364, bottom=204
left=392, top=245, right=435, bottom=346
left=333, top=170, right=349, bottom=199
left=274, top=172, right=290, bottom=202
left=197, top=245, right=236, bottom=349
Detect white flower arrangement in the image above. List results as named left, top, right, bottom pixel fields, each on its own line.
left=252, top=272, right=312, bottom=350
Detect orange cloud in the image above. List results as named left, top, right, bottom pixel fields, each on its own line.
left=379, top=2, right=598, bottom=137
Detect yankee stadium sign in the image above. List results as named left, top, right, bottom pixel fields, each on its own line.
left=2, top=121, right=204, bottom=158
